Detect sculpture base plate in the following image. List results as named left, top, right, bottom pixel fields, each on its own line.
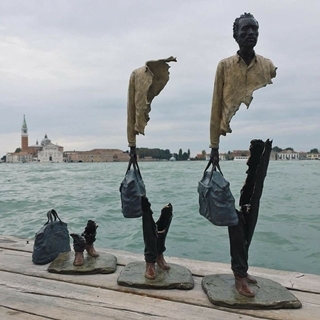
left=117, top=261, right=194, bottom=290
left=47, top=251, right=117, bottom=275
left=202, top=274, right=302, bottom=309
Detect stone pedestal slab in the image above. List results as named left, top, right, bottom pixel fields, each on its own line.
left=47, top=251, right=117, bottom=275
left=117, top=261, right=194, bottom=290
left=202, top=274, right=302, bottom=309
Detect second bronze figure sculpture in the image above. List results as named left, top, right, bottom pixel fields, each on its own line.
left=125, top=57, right=177, bottom=281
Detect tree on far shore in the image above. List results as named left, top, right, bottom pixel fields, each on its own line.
left=272, top=146, right=282, bottom=152
left=175, top=148, right=190, bottom=160
left=136, top=148, right=171, bottom=160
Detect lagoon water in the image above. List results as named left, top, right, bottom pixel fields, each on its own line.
left=1, top=160, right=319, bottom=275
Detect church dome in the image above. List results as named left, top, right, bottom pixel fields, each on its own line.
left=41, top=134, right=51, bottom=146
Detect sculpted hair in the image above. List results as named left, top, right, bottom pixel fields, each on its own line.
left=233, top=12, right=259, bottom=41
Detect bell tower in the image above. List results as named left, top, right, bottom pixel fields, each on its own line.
left=21, top=115, right=28, bottom=152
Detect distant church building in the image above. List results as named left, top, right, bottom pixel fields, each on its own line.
left=37, top=134, right=63, bottom=163
left=6, top=115, right=64, bottom=163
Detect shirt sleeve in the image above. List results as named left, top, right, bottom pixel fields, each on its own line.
left=210, top=62, right=224, bottom=149
left=127, top=71, right=136, bottom=147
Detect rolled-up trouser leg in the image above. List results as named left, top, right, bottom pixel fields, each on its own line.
left=142, top=208, right=157, bottom=263
left=156, top=204, right=173, bottom=255
left=82, top=220, right=99, bottom=257
left=70, top=233, right=85, bottom=252
left=82, top=220, right=98, bottom=245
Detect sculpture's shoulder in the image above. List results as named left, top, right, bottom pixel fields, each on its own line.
left=214, top=55, right=238, bottom=77
left=218, top=54, right=238, bottom=67
left=255, top=53, right=275, bottom=66
left=255, top=54, right=277, bottom=78
left=131, top=65, right=147, bottom=77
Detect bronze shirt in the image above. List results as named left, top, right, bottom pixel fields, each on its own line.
left=210, top=53, right=277, bottom=148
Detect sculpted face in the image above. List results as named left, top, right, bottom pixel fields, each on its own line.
left=236, top=17, right=259, bottom=49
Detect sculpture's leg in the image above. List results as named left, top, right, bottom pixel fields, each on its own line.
left=142, top=196, right=157, bottom=279
left=156, top=203, right=173, bottom=270
left=228, top=210, right=248, bottom=277
left=82, top=220, right=99, bottom=257
left=228, top=139, right=272, bottom=297
left=234, top=273, right=255, bottom=297
left=243, top=139, right=272, bottom=250
left=70, top=233, right=85, bottom=266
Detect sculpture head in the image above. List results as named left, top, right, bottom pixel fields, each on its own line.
left=233, top=13, right=259, bottom=49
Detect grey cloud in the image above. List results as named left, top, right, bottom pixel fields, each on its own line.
left=1, top=0, right=320, bottom=157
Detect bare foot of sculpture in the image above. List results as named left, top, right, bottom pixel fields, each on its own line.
left=246, top=274, right=257, bottom=284
left=73, top=251, right=84, bottom=266
left=157, top=253, right=170, bottom=270
left=235, top=275, right=255, bottom=298
left=145, top=262, right=156, bottom=279
left=85, top=243, right=99, bottom=257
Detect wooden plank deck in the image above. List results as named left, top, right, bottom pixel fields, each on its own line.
left=0, top=236, right=319, bottom=320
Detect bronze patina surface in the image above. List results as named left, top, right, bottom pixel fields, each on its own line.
left=47, top=251, right=117, bottom=275
left=117, top=261, right=194, bottom=290
left=202, top=274, right=302, bottom=309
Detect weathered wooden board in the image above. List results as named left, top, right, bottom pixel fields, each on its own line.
left=0, top=247, right=319, bottom=320
left=1, top=235, right=319, bottom=294
left=0, top=306, right=45, bottom=320
left=0, top=271, right=260, bottom=320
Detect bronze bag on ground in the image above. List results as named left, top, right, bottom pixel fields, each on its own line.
left=32, top=209, right=71, bottom=264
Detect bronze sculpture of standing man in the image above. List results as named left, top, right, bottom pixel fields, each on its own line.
left=209, top=13, right=277, bottom=297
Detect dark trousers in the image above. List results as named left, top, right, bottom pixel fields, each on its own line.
left=142, top=206, right=172, bottom=263
left=228, top=139, right=272, bottom=277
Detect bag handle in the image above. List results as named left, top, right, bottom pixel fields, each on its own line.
left=127, top=155, right=143, bottom=179
left=46, top=209, right=63, bottom=224
left=203, top=159, right=223, bottom=180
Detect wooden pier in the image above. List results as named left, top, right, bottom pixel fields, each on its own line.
left=0, top=236, right=319, bottom=320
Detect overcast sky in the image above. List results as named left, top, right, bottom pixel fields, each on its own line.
left=1, top=0, right=319, bottom=157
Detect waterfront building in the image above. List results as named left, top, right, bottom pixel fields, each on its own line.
left=6, top=115, right=64, bottom=163
left=37, top=134, right=63, bottom=163
left=6, top=151, right=32, bottom=163
left=64, top=149, right=130, bottom=162
left=306, top=153, right=320, bottom=160
left=276, top=149, right=299, bottom=160
left=233, top=156, right=248, bottom=161
left=205, top=153, right=227, bottom=161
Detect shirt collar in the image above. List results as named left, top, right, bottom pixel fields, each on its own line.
left=236, top=51, right=257, bottom=64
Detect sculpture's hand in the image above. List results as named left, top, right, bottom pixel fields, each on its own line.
left=210, top=148, right=219, bottom=166
left=130, top=146, right=137, bottom=161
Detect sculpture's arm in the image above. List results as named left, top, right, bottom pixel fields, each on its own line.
left=210, top=63, right=224, bottom=149
left=127, top=72, right=136, bottom=147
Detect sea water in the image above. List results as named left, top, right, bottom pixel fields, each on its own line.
left=1, top=160, right=319, bottom=275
